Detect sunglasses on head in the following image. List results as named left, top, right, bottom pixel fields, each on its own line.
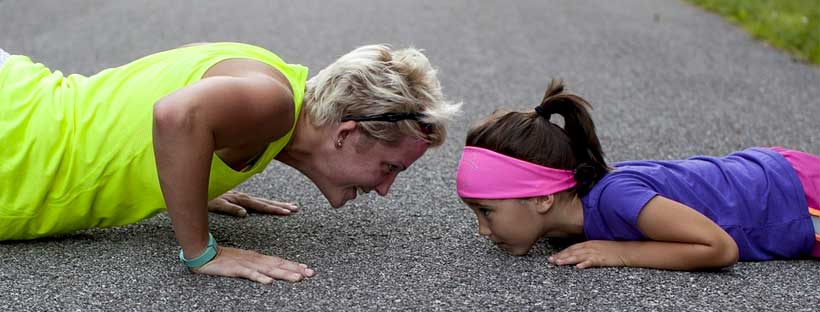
left=341, top=112, right=433, bottom=134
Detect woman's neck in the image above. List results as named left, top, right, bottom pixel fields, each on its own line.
left=275, top=110, right=322, bottom=175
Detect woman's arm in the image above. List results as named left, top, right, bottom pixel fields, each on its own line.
left=153, top=73, right=311, bottom=282
left=549, top=196, right=739, bottom=270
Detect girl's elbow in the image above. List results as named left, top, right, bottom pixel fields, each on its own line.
left=712, top=238, right=739, bottom=268
left=721, top=247, right=739, bottom=268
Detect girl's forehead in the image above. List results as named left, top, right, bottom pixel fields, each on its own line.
left=461, top=198, right=522, bottom=207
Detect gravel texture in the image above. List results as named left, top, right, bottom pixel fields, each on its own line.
left=1, top=0, right=818, bottom=311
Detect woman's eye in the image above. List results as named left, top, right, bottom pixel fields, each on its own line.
left=387, top=164, right=400, bottom=173
left=479, top=208, right=491, bottom=217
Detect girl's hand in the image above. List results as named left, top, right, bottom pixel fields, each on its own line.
left=548, top=240, right=628, bottom=269
left=193, top=246, right=315, bottom=283
left=208, top=191, right=299, bottom=217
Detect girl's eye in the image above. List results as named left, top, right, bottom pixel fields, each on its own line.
left=479, top=208, right=491, bottom=217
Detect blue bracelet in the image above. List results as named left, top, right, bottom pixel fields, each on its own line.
left=179, top=233, right=218, bottom=269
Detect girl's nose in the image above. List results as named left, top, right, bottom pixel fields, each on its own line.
left=477, top=218, right=491, bottom=236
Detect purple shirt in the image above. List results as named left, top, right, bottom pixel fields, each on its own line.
left=582, top=147, right=814, bottom=261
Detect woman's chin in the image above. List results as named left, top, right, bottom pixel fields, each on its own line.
left=319, top=188, right=349, bottom=208
left=325, top=194, right=347, bottom=208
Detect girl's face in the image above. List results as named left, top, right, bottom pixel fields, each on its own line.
left=461, top=198, right=545, bottom=256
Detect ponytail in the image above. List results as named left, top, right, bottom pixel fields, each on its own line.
left=535, top=79, right=608, bottom=194
left=465, top=79, right=609, bottom=197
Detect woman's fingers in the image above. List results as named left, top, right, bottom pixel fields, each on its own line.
left=194, top=246, right=314, bottom=284
left=247, top=270, right=275, bottom=284
left=238, top=196, right=298, bottom=215
left=262, top=255, right=315, bottom=277
left=261, top=267, right=305, bottom=282
left=238, top=196, right=296, bottom=215
left=259, top=198, right=300, bottom=213
left=216, top=191, right=298, bottom=216
left=207, top=198, right=248, bottom=217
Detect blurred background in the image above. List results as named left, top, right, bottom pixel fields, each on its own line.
left=1, top=1, right=819, bottom=311
left=688, top=0, right=819, bottom=64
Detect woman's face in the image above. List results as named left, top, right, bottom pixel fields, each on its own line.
left=316, top=131, right=430, bottom=208
left=461, top=198, right=545, bottom=256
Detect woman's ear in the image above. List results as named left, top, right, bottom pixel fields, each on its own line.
left=334, top=121, right=357, bottom=147
left=534, top=195, right=555, bottom=214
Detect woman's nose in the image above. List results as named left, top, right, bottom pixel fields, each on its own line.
left=375, top=173, right=397, bottom=196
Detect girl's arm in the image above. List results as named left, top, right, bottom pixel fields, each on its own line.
left=153, top=72, right=312, bottom=283
left=549, top=196, right=739, bottom=270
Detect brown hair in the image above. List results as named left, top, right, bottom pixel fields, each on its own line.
left=465, top=79, right=609, bottom=197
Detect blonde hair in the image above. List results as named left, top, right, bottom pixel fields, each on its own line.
left=304, top=44, right=460, bottom=147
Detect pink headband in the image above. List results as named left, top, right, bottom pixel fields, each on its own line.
left=456, top=146, right=577, bottom=199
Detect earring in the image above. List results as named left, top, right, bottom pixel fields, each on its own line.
left=335, top=138, right=343, bottom=148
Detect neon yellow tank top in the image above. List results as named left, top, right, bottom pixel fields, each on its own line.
left=0, top=42, right=308, bottom=240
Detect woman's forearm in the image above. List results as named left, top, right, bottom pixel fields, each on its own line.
left=153, top=100, right=215, bottom=258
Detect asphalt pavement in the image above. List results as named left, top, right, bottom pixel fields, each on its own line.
left=1, top=1, right=819, bottom=311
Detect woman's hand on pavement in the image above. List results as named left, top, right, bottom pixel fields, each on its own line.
left=193, top=246, right=315, bottom=283
left=208, top=191, right=299, bottom=217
